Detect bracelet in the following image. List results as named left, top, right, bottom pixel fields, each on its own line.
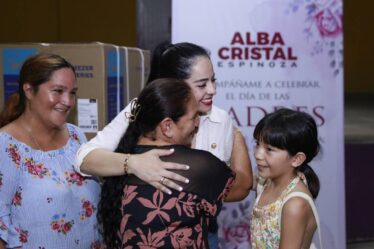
left=123, top=154, right=131, bottom=175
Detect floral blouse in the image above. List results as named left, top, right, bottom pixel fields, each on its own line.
left=118, top=145, right=235, bottom=248
left=0, top=124, right=102, bottom=249
left=250, top=177, right=300, bottom=249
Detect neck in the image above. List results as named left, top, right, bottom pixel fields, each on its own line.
left=18, top=113, right=64, bottom=151
left=137, top=136, right=172, bottom=146
left=268, top=171, right=298, bottom=191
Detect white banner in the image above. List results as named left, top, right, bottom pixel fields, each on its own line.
left=173, top=0, right=345, bottom=248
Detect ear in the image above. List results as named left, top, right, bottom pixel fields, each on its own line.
left=291, top=152, right=306, bottom=168
left=159, top=117, right=174, bottom=138
left=23, top=83, right=34, bottom=99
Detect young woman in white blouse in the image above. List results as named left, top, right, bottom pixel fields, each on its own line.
left=76, top=42, right=252, bottom=197
left=75, top=42, right=253, bottom=248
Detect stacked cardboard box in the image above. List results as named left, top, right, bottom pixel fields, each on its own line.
left=0, top=42, right=150, bottom=139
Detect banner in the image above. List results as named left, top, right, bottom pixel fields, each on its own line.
left=173, top=0, right=345, bottom=248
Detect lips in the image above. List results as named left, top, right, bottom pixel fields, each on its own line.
left=201, top=98, right=213, bottom=106
left=54, top=107, right=70, bottom=113
left=257, top=164, right=268, bottom=171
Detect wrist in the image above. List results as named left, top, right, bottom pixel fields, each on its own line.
left=124, top=153, right=136, bottom=175
left=123, top=154, right=131, bottom=175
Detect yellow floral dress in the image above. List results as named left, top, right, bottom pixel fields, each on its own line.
left=250, top=177, right=300, bottom=249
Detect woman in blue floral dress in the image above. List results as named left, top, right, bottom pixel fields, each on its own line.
left=0, top=53, right=102, bottom=248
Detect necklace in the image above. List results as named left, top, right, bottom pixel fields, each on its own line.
left=23, top=124, right=44, bottom=151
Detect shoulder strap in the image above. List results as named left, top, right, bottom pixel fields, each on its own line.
left=280, top=192, right=323, bottom=249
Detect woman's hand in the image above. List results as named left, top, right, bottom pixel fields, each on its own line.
left=128, top=149, right=190, bottom=194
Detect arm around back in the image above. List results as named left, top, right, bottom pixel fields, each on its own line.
left=76, top=105, right=130, bottom=175
left=224, top=128, right=253, bottom=202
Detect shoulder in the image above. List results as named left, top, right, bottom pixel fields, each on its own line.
left=0, top=131, right=11, bottom=150
left=174, top=145, right=216, bottom=158
left=174, top=145, right=227, bottom=166
left=0, top=127, right=21, bottom=147
left=0, top=121, right=23, bottom=139
left=66, top=123, right=87, bottom=143
left=282, top=192, right=313, bottom=220
left=66, top=123, right=81, bottom=134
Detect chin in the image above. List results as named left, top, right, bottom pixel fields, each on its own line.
left=199, top=106, right=212, bottom=114
left=52, top=119, right=67, bottom=129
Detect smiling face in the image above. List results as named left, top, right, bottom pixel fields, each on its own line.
left=185, top=56, right=216, bottom=114
left=254, top=141, right=296, bottom=180
left=26, top=68, right=77, bottom=129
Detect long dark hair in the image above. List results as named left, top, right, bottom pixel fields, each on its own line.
left=147, top=42, right=210, bottom=83
left=0, top=53, right=75, bottom=127
left=253, top=108, right=320, bottom=198
left=98, top=78, right=194, bottom=248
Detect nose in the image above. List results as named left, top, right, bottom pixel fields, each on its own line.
left=61, top=93, right=75, bottom=107
left=254, top=145, right=264, bottom=161
left=206, top=81, right=216, bottom=95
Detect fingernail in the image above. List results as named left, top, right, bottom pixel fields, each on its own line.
left=185, top=179, right=189, bottom=184
left=169, top=148, right=175, bottom=152
left=167, top=190, right=172, bottom=195
left=185, top=165, right=190, bottom=170
left=178, top=187, right=183, bottom=191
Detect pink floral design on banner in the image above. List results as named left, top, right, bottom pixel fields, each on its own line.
left=222, top=222, right=251, bottom=244
left=24, top=158, right=50, bottom=178
left=286, top=0, right=343, bottom=76
left=314, top=8, right=342, bottom=37
left=6, top=144, right=21, bottom=167
left=50, top=213, right=74, bottom=235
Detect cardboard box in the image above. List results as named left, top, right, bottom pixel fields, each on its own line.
left=0, top=43, right=51, bottom=109
left=49, top=43, right=125, bottom=139
left=0, top=42, right=150, bottom=139
left=122, top=47, right=151, bottom=103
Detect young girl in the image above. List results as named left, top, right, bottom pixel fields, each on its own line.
left=250, top=108, right=321, bottom=249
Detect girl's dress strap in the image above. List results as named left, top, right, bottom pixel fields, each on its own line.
left=280, top=192, right=323, bottom=249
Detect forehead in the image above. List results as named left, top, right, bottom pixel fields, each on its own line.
left=47, top=68, right=77, bottom=86
left=188, top=56, right=213, bottom=78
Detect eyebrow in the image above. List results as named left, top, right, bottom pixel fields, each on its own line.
left=192, top=78, right=209, bottom=84
left=52, top=85, right=78, bottom=91
left=192, top=73, right=216, bottom=84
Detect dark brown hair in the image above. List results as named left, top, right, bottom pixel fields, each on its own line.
left=98, top=78, right=194, bottom=248
left=254, top=108, right=321, bottom=198
left=0, top=53, right=75, bottom=127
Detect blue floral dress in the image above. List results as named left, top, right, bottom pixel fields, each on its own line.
left=0, top=124, right=102, bottom=249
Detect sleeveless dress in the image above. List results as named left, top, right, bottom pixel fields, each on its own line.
left=250, top=177, right=300, bottom=249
